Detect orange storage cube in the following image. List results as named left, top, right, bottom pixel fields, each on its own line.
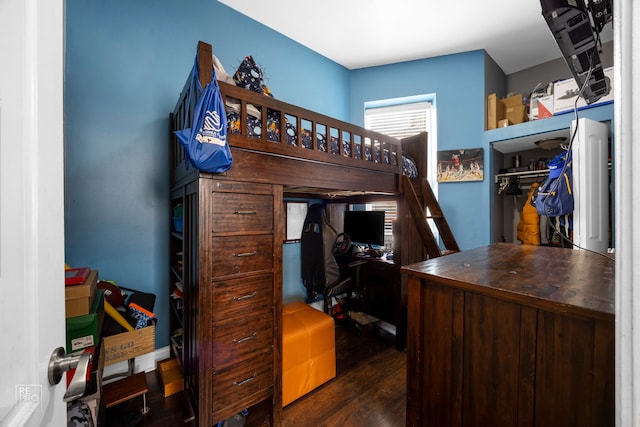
left=282, top=302, right=336, bottom=406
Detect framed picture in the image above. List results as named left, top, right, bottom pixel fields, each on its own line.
left=285, top=201, right=308, bottom=242
left=437, top=148, right=484, bottom=182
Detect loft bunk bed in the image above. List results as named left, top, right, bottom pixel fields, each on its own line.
left=171, top=42, right=410, bottom=196
left=168, top=41, right=455, bottom=427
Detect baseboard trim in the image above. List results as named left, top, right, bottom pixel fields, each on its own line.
left=102, top=345, right=170, bottom=382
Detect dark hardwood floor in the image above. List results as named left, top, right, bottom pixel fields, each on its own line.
left=104, top=321, right=406, bottom=427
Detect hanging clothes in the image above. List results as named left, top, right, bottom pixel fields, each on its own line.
left=517, top=182, right=541, bottom=245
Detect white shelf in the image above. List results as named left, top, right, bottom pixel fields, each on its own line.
left=485, top=103, right=613, bottom=154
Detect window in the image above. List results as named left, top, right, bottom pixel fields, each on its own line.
left=364, top=101, right=433, bottom=140
left=364, top=97, right=439, bottom=245
left=285, top=201, right=308, bottom=242
left=370, top=201, right=396, bottom=248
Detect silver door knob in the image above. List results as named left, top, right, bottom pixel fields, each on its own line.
left=48, top=347, right=92, bottom=402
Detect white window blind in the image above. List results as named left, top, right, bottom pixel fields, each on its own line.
left=364, top=102, right=432, bottom=139
left=369, top=201, right=396, bottom=244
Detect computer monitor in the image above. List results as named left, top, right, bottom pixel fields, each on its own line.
left=343, top=210, right=385, bottom=247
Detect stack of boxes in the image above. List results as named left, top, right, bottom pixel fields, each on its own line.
left=487, top=66, right=614, bottom=130
left=65, top=269, right=104, bottom=353
left=64, top=269, right=158, bottom=422
left=65, top=268, right=103, bottom=425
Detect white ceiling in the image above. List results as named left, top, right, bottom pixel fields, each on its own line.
left=219, top=0, right=574, bottom=74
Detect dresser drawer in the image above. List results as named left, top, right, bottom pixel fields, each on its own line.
left=211, top=312, right=273, bottom=371
left=210, top=192, right=273, bottom=234
left=211, top=235, right=273, bottom=278
left=210, top=352, right=273, bottom=421
left=211, top=274, right=273, bottom=321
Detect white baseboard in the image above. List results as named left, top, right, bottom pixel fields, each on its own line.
left=102, top=345, right=170, bottom=383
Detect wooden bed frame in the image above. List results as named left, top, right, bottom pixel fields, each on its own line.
left=168, top=41, right=439, bottom=427
left=170, top=42, right=413, bottom=195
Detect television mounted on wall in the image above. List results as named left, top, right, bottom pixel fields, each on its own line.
left=540, top=0, right=613, bottom=105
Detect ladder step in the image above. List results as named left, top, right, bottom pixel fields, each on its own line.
left=420, top=177, right=460, bottom=253
left=403, top=176, right=460, bottom=258
left=402, top=176, right=442, bottom=258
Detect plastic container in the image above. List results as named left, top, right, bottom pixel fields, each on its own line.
left=172, top=204, right=183, bottom=218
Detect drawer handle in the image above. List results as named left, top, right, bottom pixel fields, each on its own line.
left=232, top=332, right=257, bottom=344
left=234, top=251, right=257, bottom=258
left=233, top=291, right=257, bottom=301
left=233, top=373, right=257, bottom=387
left=233, top=210, right=256, bottom=215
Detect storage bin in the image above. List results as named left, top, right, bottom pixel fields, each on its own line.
left=282, top=302, right=335, bottom=406
left=101, top=325, right=155, bottom=367
left=66, top=289, right=105, bottom=353
left=157, top=358, right=184, bottom=397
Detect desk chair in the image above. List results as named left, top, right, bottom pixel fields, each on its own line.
left=301, top=204, right=365, bottom=320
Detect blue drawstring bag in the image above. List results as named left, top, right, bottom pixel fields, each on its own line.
left=174, top=57, right=233, bottom=173
left=535, top=150, right=573, bottom=217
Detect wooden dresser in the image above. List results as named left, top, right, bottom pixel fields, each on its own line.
left=403, top=243, right=615, bottom=427
left=170, top=177, right=282, bottom=426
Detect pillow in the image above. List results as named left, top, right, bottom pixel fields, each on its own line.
left=402, top=154, right=419, bottom=178
left=233, top=55, right=273, bottom=97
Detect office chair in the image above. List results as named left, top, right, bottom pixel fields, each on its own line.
left=301, top=204, right=365, bottom=319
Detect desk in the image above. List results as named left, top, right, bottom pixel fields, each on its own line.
left=402, top=243, right=614, bottom=427
left=356, top=255, right=405, bottom=350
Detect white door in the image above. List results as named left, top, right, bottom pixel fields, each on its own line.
left=0, top=0, right=66, bottom=426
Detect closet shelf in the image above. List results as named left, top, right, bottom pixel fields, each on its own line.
left=485, top=103, right=613, bottom=154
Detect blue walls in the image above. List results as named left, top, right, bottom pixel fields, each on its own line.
left=65, top=1, right=349, bottom=348
left=350, top=51, right=491, bottom=250
left=65, top=1, right=498, bottom=350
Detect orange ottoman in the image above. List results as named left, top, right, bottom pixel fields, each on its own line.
left=282, top=301, right=336, bottom=406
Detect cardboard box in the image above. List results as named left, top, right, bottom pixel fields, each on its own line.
left=66, top=298, right=93, bottom=318
left=65, top=269, right=98, bottom=299
left=66, top=289, right=105, bottom=353
left=553, top=66, right=614, bottom=115
left=501, top=95, right=527, bottom=125
left=156, top=358, right=184, bottom=397
left=505, top=104, right=527, bottom=125
left=102, top=325, right=155, bottom=367
left=487, top=93, right=504, bottom=130
left=537, top=95, right=554, bottom=119
left=65, top=269, right=98, bottom=318
left=487, top=93, right=527, bottom=129
left=502, top=94, right=523, bottom=109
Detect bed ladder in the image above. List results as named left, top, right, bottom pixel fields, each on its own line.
left=402, top=175, right=460, bottom=258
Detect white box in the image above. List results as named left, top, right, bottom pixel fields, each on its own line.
left=553, top=66, right=614, bottom=115
left=537, top=95, right=554, bottom=119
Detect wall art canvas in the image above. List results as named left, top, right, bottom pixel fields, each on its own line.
left=437, top=148, right=484, bottom=182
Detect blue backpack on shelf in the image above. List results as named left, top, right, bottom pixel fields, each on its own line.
left=174, top=57, right=233, bottom=173
left=535, top=150, right=573, bottom=217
